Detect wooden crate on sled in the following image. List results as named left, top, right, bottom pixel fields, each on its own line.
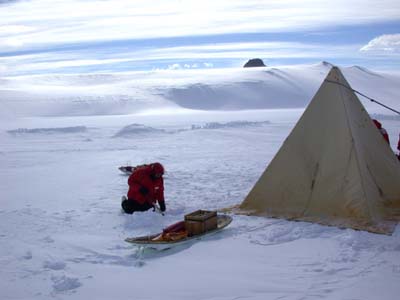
left=184, top=210, right=217, bottom=236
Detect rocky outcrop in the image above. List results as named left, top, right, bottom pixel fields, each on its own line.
left=243, top=58, right=266, bottom=68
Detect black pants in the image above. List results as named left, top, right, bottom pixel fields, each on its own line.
left=121, top=199, right=153, bottom=214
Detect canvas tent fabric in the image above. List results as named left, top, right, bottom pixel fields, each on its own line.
left=238, top=66, right=400, bottom=234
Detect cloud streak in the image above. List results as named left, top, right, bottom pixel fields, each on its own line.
left=1, top=0, right=400, bottom=52
left=360, top=34, right=400, bottom=53
left=1, top=0, right=399, bottom=74
left=1, top=41, right=362, bottom=75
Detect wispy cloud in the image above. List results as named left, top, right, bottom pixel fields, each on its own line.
left=168, top=63, right=213, bottom=70
left=141, top=42, right=363, bottom=64
left=1, top=40, right=363, bottom=75
left=1, top=0, right=399, bottom=52
left=1, top=0, right=399, bottom=74
left=360, top=34, right=400, bottom=53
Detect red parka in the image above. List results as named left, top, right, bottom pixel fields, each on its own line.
left=373, top=119, right=390, bottom=144
left=127, top=165, right=165, bottom=206
left=380, top=127, right=390, bottom=144
left=397, top=133, right=400, bottom=151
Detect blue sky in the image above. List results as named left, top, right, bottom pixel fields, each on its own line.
left=0, top=0, right=399, bottom=76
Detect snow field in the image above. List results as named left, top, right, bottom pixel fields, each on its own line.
left=1, top=111, right=400, bottom=299
left=1, top=63, right=400, bottom=299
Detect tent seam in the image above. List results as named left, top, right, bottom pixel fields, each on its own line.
left=334, top=71, right=374, bottom=222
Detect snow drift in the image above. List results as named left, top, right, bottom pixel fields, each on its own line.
left=3, top=62, right=399, bottom=118
left=1, top=62, right=399, bottom=119
left=7, top=126, right=87, bottom=135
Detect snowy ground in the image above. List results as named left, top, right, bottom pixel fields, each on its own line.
left=1, top=64, right=400, bottom=300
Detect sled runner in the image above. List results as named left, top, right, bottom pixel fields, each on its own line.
left=125, top=213, right=232, bottom=250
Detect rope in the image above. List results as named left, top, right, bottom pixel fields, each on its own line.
left=325, top=79, right=400, bottom=115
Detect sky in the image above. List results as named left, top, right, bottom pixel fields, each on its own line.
left=0, top=0, right=400, bottom=76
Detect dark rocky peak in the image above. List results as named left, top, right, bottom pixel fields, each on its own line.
left=243, top=58, right=266, bottom=68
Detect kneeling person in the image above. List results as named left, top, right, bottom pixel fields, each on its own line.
left=121, top=162, right=166, bottom=214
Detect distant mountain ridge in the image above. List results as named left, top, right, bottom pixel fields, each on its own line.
left=0, top=62, right=399, bottom=117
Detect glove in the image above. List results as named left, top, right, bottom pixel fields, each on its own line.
left=152, top=204, right=165, bottom=216
left=139, top=186, right=149, bottom=195
left=159, top=200, right=166, bottom=212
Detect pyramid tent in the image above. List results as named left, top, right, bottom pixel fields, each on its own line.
left=238, top=66, right=400, bottom=234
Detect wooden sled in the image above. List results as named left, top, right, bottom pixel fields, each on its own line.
left=125, top=214, right=232, bottom=250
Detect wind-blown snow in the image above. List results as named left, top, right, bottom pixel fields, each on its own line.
left=1, top=63, right=400, bottom=300
left=2, top=63, right=399, bottom=120
left=192, top=120, right=271, bottom=130
left=113, top=124, right=166, bottom=137
left=0, top=63, right=325, bottom=118
left=7, top=126, right=87, bottom=135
